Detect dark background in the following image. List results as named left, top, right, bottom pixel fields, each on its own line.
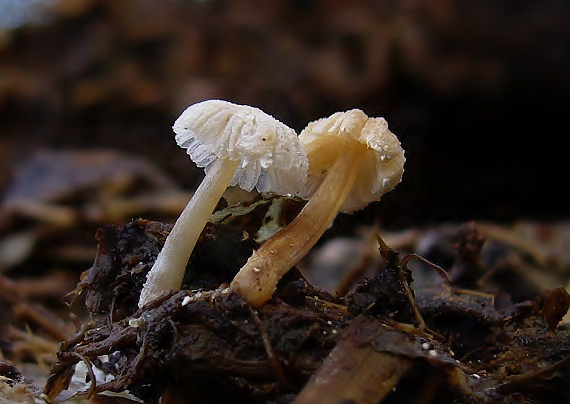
left=1, top=0, right=568, bottom=228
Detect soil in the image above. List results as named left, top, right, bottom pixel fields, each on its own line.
left=39, top=210, right=570, bottom=404
left=1, top=2, right=569, bottom=403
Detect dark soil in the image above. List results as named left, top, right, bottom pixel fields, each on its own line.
left=0, top=2, right=569, bottom=403
left=40, top=212, right=570, bottom=404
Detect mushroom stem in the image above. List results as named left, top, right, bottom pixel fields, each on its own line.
left=231, top=141, right=367, bottom=306
left=139, top=157, right=240, bottom=307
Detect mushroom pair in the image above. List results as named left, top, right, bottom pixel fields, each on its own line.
left=230, top=109, right=405, bottom=306
left=139, top=100, right=405, bottom=309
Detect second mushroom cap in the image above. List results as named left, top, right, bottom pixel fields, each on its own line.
left=299, top=109, right=405, bottom=213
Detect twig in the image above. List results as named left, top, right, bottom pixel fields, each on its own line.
left=293, top=316, right=412, bottom=404
left=0, top=276, right=71, bottom=341
left=401, top=253, right=452, bottom=284
left=249, top=307, right=292, bottom=390
left=375, top=234, right=449, bottom=339
left=303, top=295, right=351, bottom=322
left=496, top=357, right=570, bottom=394
left=71, top=352, right=97, bottom=399
left=7, top=326, right=59, bottom=366
left=477, top=222, right=551, bottom=267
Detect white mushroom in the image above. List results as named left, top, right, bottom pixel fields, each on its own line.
left=138, top=100, right=308, bottom=308
left=230, top=109, right=405, bottom=306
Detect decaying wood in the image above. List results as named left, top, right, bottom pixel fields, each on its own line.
left=294, top=316, right=413, bottom=404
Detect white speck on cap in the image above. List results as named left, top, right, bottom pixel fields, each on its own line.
left=173, top=99, right=308, bottom=195
left=299, top=109, right=405, bottom=213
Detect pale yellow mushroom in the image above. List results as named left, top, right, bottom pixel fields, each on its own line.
left=230, top=109, right=405, bottom=306
left=138, top=100, right=308, bottom=308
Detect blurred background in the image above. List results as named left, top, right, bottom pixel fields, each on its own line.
left=0, top=1, right=569, bottom=394
left=1, top=0, right=568, bottom=226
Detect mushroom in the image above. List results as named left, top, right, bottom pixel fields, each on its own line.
left=138, top=100, right=308, bottom=308
left=230, top=109, right=405, bottom=306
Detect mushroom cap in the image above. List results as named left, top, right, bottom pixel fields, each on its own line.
left=299, top=109, right=405, bottom=213
left=173, top=100, right=308, bottom=195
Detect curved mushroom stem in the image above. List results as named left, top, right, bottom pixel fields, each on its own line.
left=230, top=141, right=367, bottom=306
left=139, top=157, right=240, bottom=308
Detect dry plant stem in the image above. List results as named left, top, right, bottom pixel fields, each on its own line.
left=496, top=357, right=570, bottom=394
left=400, top=253, right=452, bottom=284
left=396, top=267, right=444, bottom=340
left=8, top=326, right=59, bottom=364
left=294, top=350, right=409, bottom=404
left=249, top=307, right=292, bottom=389
left=294, top=316, right=412, bottom=404
left=139, top=158, right=240, bottom=307
left=0, top=276, right=71, bottom=341
left=477, top=222, right=550, bottom=267
left=231, top=142, right=367, bottom=306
